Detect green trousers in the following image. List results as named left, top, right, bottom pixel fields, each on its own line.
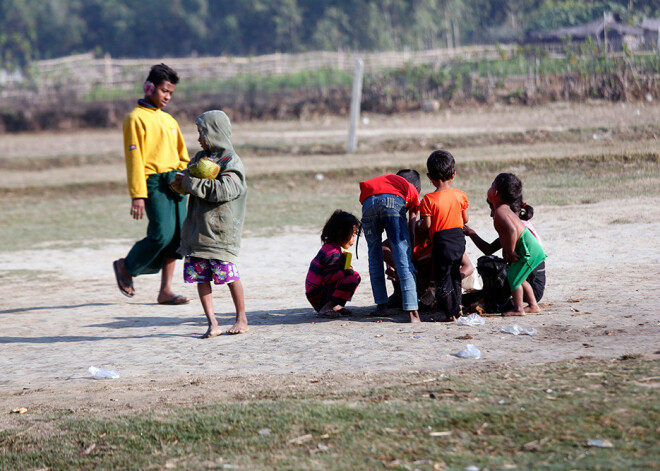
left=125, top=171, right=187, bottom=277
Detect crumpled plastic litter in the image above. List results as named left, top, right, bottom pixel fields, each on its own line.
left=89, top=366, right=120, bottom=379
left=587, top=439, right=614, bottom=448
left=501, top=324, right=537, bottom=335
left=450, top=344, right=481, bottom=359
left=456, top=313, right=485, bottom=326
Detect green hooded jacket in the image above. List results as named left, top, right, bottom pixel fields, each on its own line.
left=177, top=110, right=247, bottom=262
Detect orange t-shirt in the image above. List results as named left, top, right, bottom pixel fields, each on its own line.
left=419, top=187, right=469, bottom=238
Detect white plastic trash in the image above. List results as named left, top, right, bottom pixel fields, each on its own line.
left=461, top=272, right=483, bottom=291
left=501, top=324, right=537, bottom=336
left=450, top=344, right=481, bottom=359
left=456, top=313, right=485, bottom=326
left=89, top=366, right=120, bottom=379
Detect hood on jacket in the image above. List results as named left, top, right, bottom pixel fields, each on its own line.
left=195, top=110, right=234, bottom=157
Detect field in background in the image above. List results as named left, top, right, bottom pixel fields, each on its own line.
left=1, top=101, right=659, bottom=252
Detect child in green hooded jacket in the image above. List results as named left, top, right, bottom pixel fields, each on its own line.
left=175, top=110, right=249, bottom=338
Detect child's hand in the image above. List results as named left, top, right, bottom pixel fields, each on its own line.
left=503, top=251, right=520, bottom=263
left=170, top=172, right=188, bottom=195
left=462, top=225, right=475, bottom=236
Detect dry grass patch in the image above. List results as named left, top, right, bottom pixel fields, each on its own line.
left=1, top=358, right=657, bottom=470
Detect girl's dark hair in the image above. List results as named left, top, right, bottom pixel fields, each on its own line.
left=321, top=210, right=361, bottom=245
left=518, top=201, right=534, bottom=220
left=493, top=173, right=523, bottom=213
left=146, top=63, right=179, bottom=86
left=427, top=150, right=455, bottom=181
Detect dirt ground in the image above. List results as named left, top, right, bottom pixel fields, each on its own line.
left=0, top=102, right=659, bottom=420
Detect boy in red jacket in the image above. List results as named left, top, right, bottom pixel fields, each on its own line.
left=360, top=169, right=421, bottom=323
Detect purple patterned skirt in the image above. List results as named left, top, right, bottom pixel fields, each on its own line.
left=184, top=256, right=240, bottom=284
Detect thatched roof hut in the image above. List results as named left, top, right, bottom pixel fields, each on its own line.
left=527, top=15, right=644, bottom=51
left=641, top=18, right=660, bottom=47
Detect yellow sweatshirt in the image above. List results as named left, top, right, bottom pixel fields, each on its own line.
left=122, top=103, right=189, bottom=199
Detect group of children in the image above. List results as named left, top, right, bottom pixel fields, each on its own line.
left=305, top=150, right=547, bottom=322
left=116, top=63, right=546, bottom=339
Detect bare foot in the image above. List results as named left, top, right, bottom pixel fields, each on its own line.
left=524, top=304, right=541, bottom=314
left=369, top=303, right=389, bottom=317
left=201, top=327, right=222, bottom=339
left=502, top=308, right=526, bottom=317
left=225, top=320, right=249, bottom=335
left=318, top=308, right=342, bottom=318
left=409, top=310, right=421, bottom=323
left=157, top=294, right=191, bottom=305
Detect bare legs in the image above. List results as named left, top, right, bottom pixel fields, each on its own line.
left=198, top=282, right=221, bottom=338
left=115, top=256, right=189, bottom=304
left=199, top=280, right=249, bottom=338
left=226, top=280, right=249, bottom=334
left=503, top=280, right=539, bottom=316
left=522, top=280, right=540, bottom=313
left=157, top=256, right=179, bottom=304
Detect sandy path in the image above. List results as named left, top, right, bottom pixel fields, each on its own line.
left=1, top=197, right=658, bottom=412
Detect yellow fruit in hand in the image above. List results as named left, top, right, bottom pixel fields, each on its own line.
left=190, top=157, right=220, bottom=179
left=170, top=180, right=188, bottom=195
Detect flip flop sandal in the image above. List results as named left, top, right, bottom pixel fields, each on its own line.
left=113, top=260, right=134, bottom=298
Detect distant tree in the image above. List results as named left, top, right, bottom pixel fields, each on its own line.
left=0, top=0, right=38, bottom=69
left=78, top=1, right=130, bottom=57
left=7, top=0, right=660, bottom=66
left=531, top=1, right=605, bottom=31
left=273, top=0, right=303, bottom=51
left=358, top=1, right=401, bottom=50
left=33, top=0, right=86, bottom=58
left=311, top=7, right=353, bottom=50
left=411, top=0, right=441, bottom=49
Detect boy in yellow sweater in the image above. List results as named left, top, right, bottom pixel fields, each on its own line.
left=113, top=63, right=191, bottom=305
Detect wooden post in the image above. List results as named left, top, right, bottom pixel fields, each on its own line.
left=104, top=53, right=112, bottom=87
left=603, top=11, right=608, bottom=53
left=346, top=58, right=364, bottom=154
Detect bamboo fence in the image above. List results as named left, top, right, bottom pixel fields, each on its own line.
left=1, top=45, right=515, bottom=104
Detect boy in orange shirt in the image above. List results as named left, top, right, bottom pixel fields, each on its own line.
left=419, top=150, right=469, bottom=321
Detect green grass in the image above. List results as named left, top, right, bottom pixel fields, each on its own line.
left=1, top=193, right=146, bottom=252
left=2, top=358, right=658, bottom=470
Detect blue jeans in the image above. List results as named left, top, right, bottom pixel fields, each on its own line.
left=361, top=194, right=418, bottom=311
